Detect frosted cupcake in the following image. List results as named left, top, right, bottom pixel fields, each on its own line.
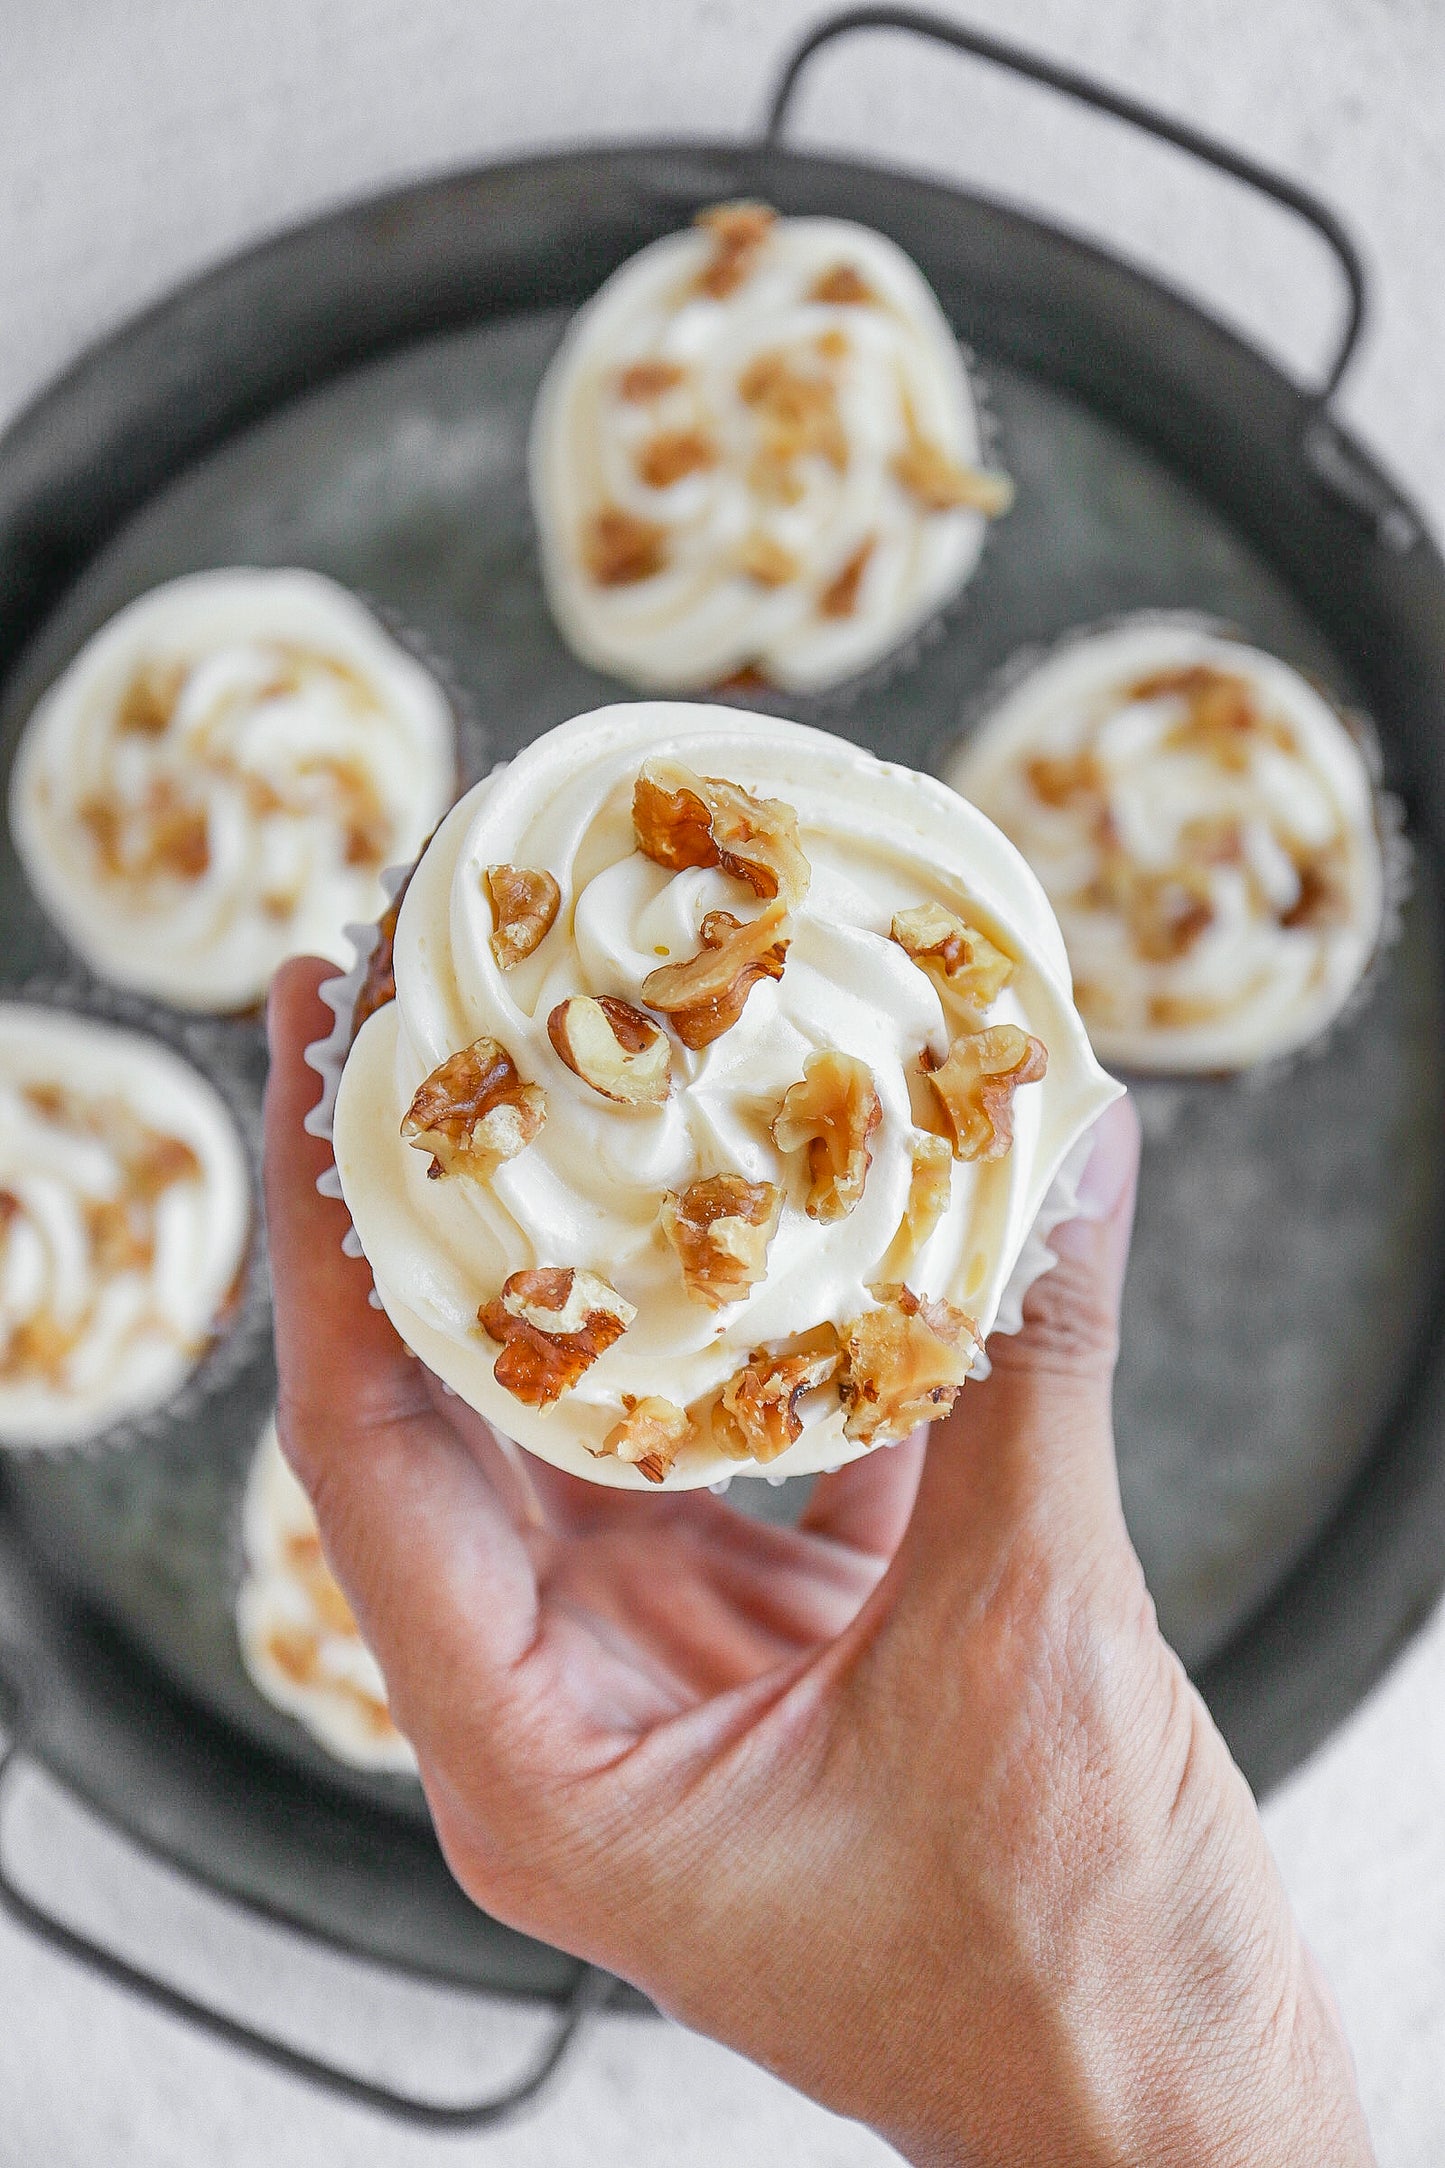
left=0, top=1004, right=252, bottom=1449
left=947, top=620, right=1395, bottom=1075
left=237, top=1419, right=414, bottom=1773
left=10, top=569, right=459, bottom=1013
left=529, top=202, right=1012, bottom=697
left=322, top=703, right=1117, bottom=1490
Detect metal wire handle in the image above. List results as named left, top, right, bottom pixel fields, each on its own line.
left=764, top=5, right=1368, bottom=403
left=0, top=1716, right=609, bottom=2130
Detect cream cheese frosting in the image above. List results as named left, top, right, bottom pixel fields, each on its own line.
left=0, top=1005, right=251, bottom=1447
left=237, top=1418, right=415, bottom=1773
left=10, top=568, right=458, bottom=1012
left=328, top=703, right=1117, bottom=1489
left=947, top=620, right=1390, bottom=1074
left=529, top=204, right=1011, bottom=695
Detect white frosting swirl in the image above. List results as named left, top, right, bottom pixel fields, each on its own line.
left=530, top=211, right=1004, bottom=694
left=948, top=621, right=1389, bottom=1074
left=331, top=704, right=1116, bottom=1488
left=10, top=569, right=457, bottom=1012
left=237, top=1418, right=414, bottom=1773
left=0, top=1005, right=251, bottom=1447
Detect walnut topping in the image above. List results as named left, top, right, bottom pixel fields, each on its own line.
left=771, top=1051, right=882, bottom=1221
left=1128, top=664, right=1294, bottom=769
left=1025, top=749, right=1104, bottom=808
left=79, top=781, right=211, bottom=883
left=633, top=760, right=810, bottom=908
left=738, top=532, right=801, bottom=587
left=880, top=1132, right=954, bottom=1276
left=582, top=505, right=670, bottom=586
left=890, top=902, right=1015, bottom=1023
left=661, top=1175, right=781, bottom=1307
left=1281, top=848, right=1350, bottom=930
left=839, top=1284, right=978, bottom=1446
left=641, top=901, right=790, bottom=1049
left=693, top=201, right=777, bottom=297
left=617, top=358, right=688, bottom=402
left=115, top=663, right=184, bottom=737
left=921, top=1026, right=1048, bottom=1163
left=478, top=1267, right=635, bottom=1407
left=599, top=1395, right=690, bottom=1483
left=485, top=864, right=561, bottom=970
left=810, top=263, right=876, bottom=305
left=892, top=430, right=1014, bottom=517
left=401, top=1038, right=546, bottom=1180
left=739, top=347, right=849, bottom=477
left=635, top=427, right=719, bottom=489
left=548, top=995, right=672, bottom=1105
left=714, top=1330, right=842, bottom=1462
left=1086, top=859, right=1214, bottom=963
left=818, top=538, right=875, bottom=620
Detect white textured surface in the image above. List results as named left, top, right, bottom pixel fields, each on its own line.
left=3, top=2, right=1445, bottom=2162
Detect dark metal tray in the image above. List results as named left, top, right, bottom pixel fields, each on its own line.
left=1, top=6, right=1443, bottom=2128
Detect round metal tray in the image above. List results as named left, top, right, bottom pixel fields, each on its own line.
left=1, top=6, right=1443, bottom=2126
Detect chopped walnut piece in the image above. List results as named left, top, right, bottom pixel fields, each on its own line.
left=401, top=1038, right=546, bottom=1180
left=635, top=427, right=719, bottom=489
left=890, top=902, right=1015, bottom=1024
left=892, top=430, right=1014, bottom=517
left=617, top=358, right=688, bottom=402
left=548, top=995, right=672, bottom=1105
left=1087, top=860, right=1214, bottom=964
left=641, top=901, right=791, bottom=1049
left=1127, top=664, right=1294, bottom=770
left=738, top=532, right=801, bottom=587
left=839, top=1284, right=978, bottom=1446
left=115, top=663, right=184, bottom=737
left=599, top=1395, right=690, bottom=1483
left=694, top=201, right=777, bottom=297
left=881, top=1133, right=955, bottom=1276
left=478, top=1267, right=635, bottom=1408
left=1026, top=749, right=1104, bottom=808
left=771, top=1051, right=882, bottom=1221
left=921, top=1026, right=1048, bottom=1163
left=714, top=1331, right=842, bottom=1462
left=582, top=505, right=669, bottom=586
left=818, top=538, right=875, bottom=620
left=633, top=759, right=810, bottom=908
left=810, top=263, right=876, bottom=305
left=1281, top=848, right=1350, bottom=930
left=739, top=347, right=850, bottom=476
left=485, top=864, right=561, bottom=970
left=661, top=1174, right=781, bottom=1308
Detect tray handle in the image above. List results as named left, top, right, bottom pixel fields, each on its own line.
left=0, top=1699, right=608, bottom=2131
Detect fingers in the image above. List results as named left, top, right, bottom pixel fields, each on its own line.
left=799, top=1430, right=927, bottom=1558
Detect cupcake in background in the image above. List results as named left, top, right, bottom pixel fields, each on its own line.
left=530, top=202, right=1012, bottom=698
left=947, top=618, right=1396, bottom=1075
left=237, top=1418, right=415, bottom=1774
left=0, top=1003, right=252, bottom=1450
left=9, top=569, right=459, bottom=1014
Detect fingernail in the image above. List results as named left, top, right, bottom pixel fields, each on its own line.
left=1074, top=1094, right=1137, bottom=1223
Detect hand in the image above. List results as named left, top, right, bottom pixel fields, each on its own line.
left=265, top=958, right=1373, bottom=2167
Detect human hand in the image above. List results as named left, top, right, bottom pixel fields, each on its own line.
left=266, top=957, right=1373, bottom=2167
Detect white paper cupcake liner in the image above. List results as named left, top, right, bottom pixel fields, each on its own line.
left=0, top=978, right=270, bottom=1459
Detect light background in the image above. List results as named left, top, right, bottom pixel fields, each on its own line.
left=2, top=3, right=1445, bottom=2161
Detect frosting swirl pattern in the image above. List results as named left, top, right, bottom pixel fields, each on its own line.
left=331, top=704, right=1117, bottom=1488
left=11, top=569, right=458, bottom=1012
left=0, top=1006, right=251, bottom=1447
left=948, top=621, right=1390, bottom=1073
left=530, top=204, right=1011, bottom=695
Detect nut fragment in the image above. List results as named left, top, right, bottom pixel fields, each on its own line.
left=485, top=864, right=561, bottom=970
left=582, top=505, right=669, bottom=586
left=714, top=1330, right=842, bottom=1462
left=892, top=407, right=1014, bottom=516
left=890, top=901, right=1015, bottom=1024
left=478, top=1267, right=635, bottom=1407
left=817, top=537, right=875, bottom=620
left=401, top=1038, right=546, bottom=1180
left=880, top=1132, right=955, bottom=1276
left=599, top=1395, right=690, bottom=1483
left=809, top=263, right=876, bottom=305
left=633, top=758, right=810, bottom=908
left=739, top=346, right=849, bottom=480
left=661, top=1175, right=781, bottom=1307
left=641, top=902, right=790, bottom=1049
left=694, top=201, right=777, bottom=297
left=1130, top=664, right=1294, bottom=768
left=921, top=1026, right=1048, bottom=1163
left=635, top=428, right=719, bottom=489
left=839, top=1284, right=977, bottom=1446
left=548, top=995, right=672, bottom=1105
left=617, top=358, right=688, bottom=403
left=738, top=532, right=801, bottom=588
left=771, top=1051, right=882, bottom=1221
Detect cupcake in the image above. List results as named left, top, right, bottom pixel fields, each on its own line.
left=0, top=1002, right=252, bottom=1449
left=237, top=1418, right=415, bottom=1774
left=529, top=202, right=1012, bottom=697
left=946, top=620, right=1396, bottom=1075
left=322, top=703, right=1117, bottom=1490
left=9, top=568, right=459, bottom=1013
